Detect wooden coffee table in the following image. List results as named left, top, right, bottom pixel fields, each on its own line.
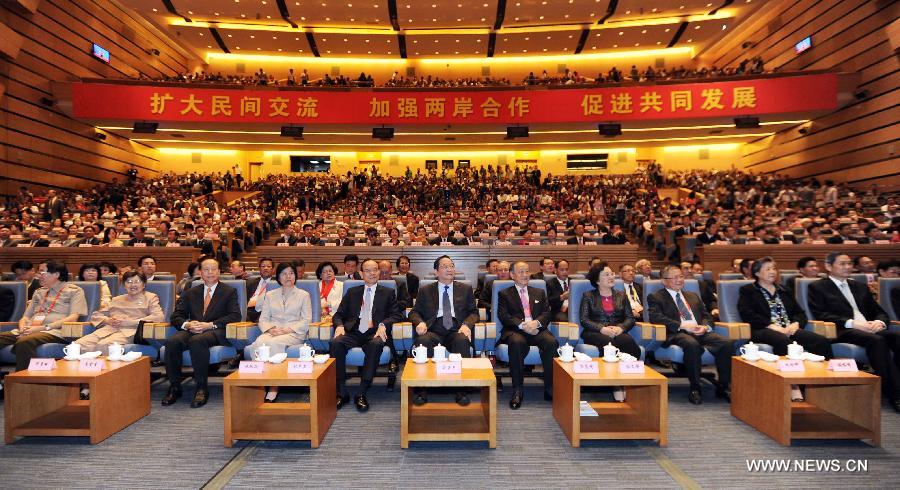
left=732, top=357, right=881, bottom=446
left=4, top=356, right=151, bottom=444
left=223, top=359, right=336, bottom=448
left=400, top=358, right=496, bottom=448
left=553, top=358, right=668, bottom=447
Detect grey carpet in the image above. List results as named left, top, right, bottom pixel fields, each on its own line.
left=1, top=370, right=898, bottom=489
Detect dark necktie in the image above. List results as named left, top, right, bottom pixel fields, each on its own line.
left=442, top=285, right=453, bottom=330
left=562, top=279, right=568, bottom=292
left=675, top=292, right=691, bottom=320
left=628, top=284, right=639, bottom=304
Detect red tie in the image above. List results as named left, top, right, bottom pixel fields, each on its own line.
left=519, top=288, right=531, bottom=317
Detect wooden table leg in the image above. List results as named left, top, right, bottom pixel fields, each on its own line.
left=4, top=379, right=76, bottom=444
left=805, top=380, right=881, bottom=447
left=400, top=382, right=410, bottom=449
left=485, top=385, right=496, bottom=449
left=731, top=358, right=791, bottom=445
left=311, top=361, right=336, bottom=448
left=552, top=361, right=578, bottom=447
left=90, top=358, right=151, bottom=444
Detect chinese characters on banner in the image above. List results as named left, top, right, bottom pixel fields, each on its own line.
left=71, top=73, right=837, bottom=124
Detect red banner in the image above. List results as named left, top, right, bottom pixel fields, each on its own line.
left=71, top=73, right=837, bottom=125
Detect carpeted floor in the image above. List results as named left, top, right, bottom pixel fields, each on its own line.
left=1, top=368, right=897, bottom=489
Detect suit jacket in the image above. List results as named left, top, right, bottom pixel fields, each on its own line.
left=579, top=289, right=635, bottom=334
left=697, top=279, right=718, bottom=311
left=546, top=276, right=571, bottom=318
left=297, top=236, right=323, bottom=246
left=0, top=288, right=14, bottom=322
left=429, top=235, right=454, bottom=246
left=478, top=278, right=496, bottom=310
left=45, top=197, right=64, bottom=220
left=530, top=272, right=547, bottom=280
left=827, top=235, right=863, bottom=245
left=808, top=278, right=888, bottom=331
left=333, top=237, right=356, bottom=246
left=602, top=233, right=628, bottom=245
left=170, top=282, right=242, bottom=329
left=394, top=279, right=413, bottom=309
left=453, top=235, right=479, bottom=246
left=275, top=235, right=297, bottom=245
left=332, top=283, right=403, bottom=335
left=496, top=285, right=552, bottom=336
left=24, top=279, right=40, bottom=300
left=622, top=281, right=644, bottom=306
left=127, top=237, right=156, bottom=247
left=737, top=282, right=807, bottom=331
left=648, top=288, right=712, bottom=342
left=245, top=276, right=272, bottom=322
left=25, top=238, right=50, bottom=247
left=566, top=236, right=589, bottom=245
left=408, top=281, right=479, bottom=334
left=79, top=237, right=102, bottom=246
left=404, top=272, right=420, bottom=299
left=696, top=233, right=723, bottom=245
left=343, top=272, right=362, bottom=280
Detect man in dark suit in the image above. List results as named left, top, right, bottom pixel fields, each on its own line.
left=11, top=260, right=40, bottom=300
left=808, top=251, right=900, bottom=412
left=408, top=255, right=479, bottom=405
left=601, top=224, right=629, bottom=244
left=43, top=190, right=64, bottom=221
left=0, top=226, right=17, bottom=247
left=331, top=259, right=404, bottom=411
left=475, top=259, right=499, bottom=300
left=162, top=258, right=242, bottom=408
left=193, top=226, right=215, bottom=255
left=297, top=223, right=323, bottom=245
left=378, top=260, right=412, bottom=309
left=245, top=257, right=276, bottom=323
left=648, top=265, right=734, bottom=405
left=530, top=257, right=555, bottom=280
left=682, top=262, right=719, bottom=318
left=497, top=261, right=558, bottom=409
left=78, top=225, right=102, bottom=246
left=429, top=223, right=454, bottom=246
left=333, top=226, right=355, bottom=246
left=619, top=263, right=644, bottom=318
left=342, top=254, right=362, bottom=280
left=696, top=220, right=723, bottom=246
left=479, top=260, right=510, bottom=313
left=396, top=255, right=419, bottom=299
left=0, top=286, right=15, bottom=322
left=566, top=223, right=589, bottom=245
left=23, top=229, right=49, bottom=247
left=546, top=259, right=572, bottom=322
left=126, top=227, right=156, bottom=247
left=826, top=223, right=859, bottom=244
left=453, top=225, right=480, bottom=246
left=274, top=228, right=298, bottom=246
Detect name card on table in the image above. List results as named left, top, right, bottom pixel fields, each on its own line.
left=277, top=242, right=290, bottom=247
left=49, top=243, right=62, bottom=248
left=134, top=242, right=147, bottom=247
left=583, top=241, right=597, bottom=246
left=165, top=242, right=180, bottom=247
left=573, top=361, right=600, bottom=374
left=619, top=360, right=645, bottom=374
left=79, top=243, right=93, bottom=247
left=527, top=241, right=542, bottom=246
left=288, top=361, right=314, bottom=374
left=409, top=242, right=423, bottom=246
left=777, top=359, right=805, bottom=372
left=16, top=243, right=32, bottom=247
left=354, top=242, right=367, bottom=246
left=28, top=358, right=57, bottom=371
left=239, top=361, right=265, bottom=374
left=436, top=361, right=462, bottom=374
left=828, top=359, right=858, bottom=372
left=79, top=359, right=106, bottom=372
left=440, top=241, right=453, bottom=246
left=295, top=242, right=310, bottom=247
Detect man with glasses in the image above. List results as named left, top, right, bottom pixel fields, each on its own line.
left=408, top=255, right=479, bottom=406
left=808, top=252, right=900, bottom=412
left=330, top=259, right=403, bottom=412
left=648, top=265, right=734, bottom=405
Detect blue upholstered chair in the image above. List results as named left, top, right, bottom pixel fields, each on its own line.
left=795, top=277, right=868, bottom=363
left=715, top=279, right=772, bottom=353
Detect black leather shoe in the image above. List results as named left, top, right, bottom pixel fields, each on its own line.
left=355, top=394, right=370, bottom=412
left=715, top=385, right=731, bottom=403
left=337, top=394, right=350, bottom=410
left=890, top=398, right=900, bottom=414
left=161, top=385, right=182, bottom=406
left=509, top=390, right=523, bottom=410
left=190, top=389, right=209, bottom=408
left=413, top=390, right=428, bottom=406
left=455, top=391, right=470, bottom=406
left=544, top=390, right=553, bottom=402
left=388, top=359, right=399, bottom=373
left=688, top=389, right=703, bottom=405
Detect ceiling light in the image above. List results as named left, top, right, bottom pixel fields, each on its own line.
left=250, top=35, right=255, bottom=38
left=722, top=24, right=727, bottom=30
left=641, top=29, right=647, bottom=33
left=152, top=8, right=157, bottom=12
left=687, top=38, right=693, bottom=42
left=613, top=44, right=617, bottom=47
left=695, top=25, right=701, bottom=29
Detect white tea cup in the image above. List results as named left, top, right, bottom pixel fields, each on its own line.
left=254, top=344, right=271, bottom=362
left=63, top=342, right=81, bottom=359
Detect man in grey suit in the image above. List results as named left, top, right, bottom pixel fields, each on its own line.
left=407, top=255, right=479, bottom=406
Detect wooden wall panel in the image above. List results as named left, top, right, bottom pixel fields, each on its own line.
left=0, top=0, right=196, bottom=196
left=700, top=0, right=900, bottom=189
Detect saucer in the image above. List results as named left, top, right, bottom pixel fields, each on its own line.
left=107, top=355, right=123, bottom=362
left=559, top=357, right=575, bottom=363
left=80, top=351, right=102, bottom=360
left=413, top=358, right=428, bottom=364
left=803, top=353, right=825, bottom=362
left=602, top=357, right=619, bottom=363
left=297, top=356, right=314, bottom=362
left=313, top=354, right=330, bottom=364
left=758, top=352, right=779, bottom=362
left=431, top=357, right=447, bottom=363
left=786, top=354, right=805, bottom=361
left=740, top=354, right=760, bottom=361
left=63, top=355, right=80, bottom=361
left=268, top=353, right=288, bottom=364
left=120, top=352, right=142, bottom=362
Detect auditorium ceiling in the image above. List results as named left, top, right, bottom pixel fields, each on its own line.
left=120, top=0, right=764, bottom=59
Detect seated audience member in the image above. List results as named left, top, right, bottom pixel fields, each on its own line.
left=475, top=259, right=499, bottom=299
left=98, top=261, right=118, bottom=277
left=297, top=223, right=323, bottom=245
left=396, top=255, right=419, bottom=299
left=330, top=259, right=403, bottom=411
left=497, top=261, right=557, bottom=409
left=827, top=223, right=858, bottom=244
left=429, top=223, right=454, bottom=245
left=808, top=252, right=900, bottom=412
left=739, top=258, right=754, bottom=280
left=407, top=255, right=479, bottom=406
left=530, top=257, right=556, bottom=280
left=243, top=257, right=275, bottom=322
left=648, top=265, right=734, bottom=405
left=619, top=263, right=644, bottom=317
left=158, top=229, right=183, bottom=247
left=78, top=271, right=164, bottom=355
left=333, top=226, right=355, bottom=246
left=378, top=260, right=412, bottom=309
left=0, top=286, right=14, bottom=322
left=274, top=228, right=297, bottom=246
left=567, top=223, right=590, bottom=245
left=177, top=262, right=201, bottom=296
left=0, top=261, right=87, bottom=371
left=138, top=255, right=159, bottom=282
left=162, top=258, right=241, bottom=409
left=11, top=260, right=41, bottom=300
left=0, top=225, right=16, bottom=247
left=77, top=263, right=112, bottom=309
left=102, top=228, right=124, bottom=247
left=547, top=259, right=572, bottom=322
left=127, top=227, right=155, bottom=247
left=363, top=227, right=383, bottom=246
left=479, top=260, right=511, bottom=311
left=580, top=263, right=640, bottom=402
left=601, top=224, right=629, bottom=244
left=682, top=262, right=718, bottom=318
left=696, top=219, right=723, bottom=245
left=79, top=225, right=102, bottom=246
left=387, top=227, right=406, bottom=246
left=635, top=259, right=653, bottom=278
left=877, top=259, right=899, bottom=279
left=248, top=262, right=312, bottom=402
left=343, top=254, right=362, bottom=280
left=316, top=261, right=344, bottom=320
